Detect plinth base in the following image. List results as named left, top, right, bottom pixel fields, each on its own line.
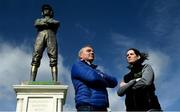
left=13, top=84, right=68, bottom=112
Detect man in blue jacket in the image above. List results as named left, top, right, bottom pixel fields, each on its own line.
left=71, top=45, right=117, bottom=111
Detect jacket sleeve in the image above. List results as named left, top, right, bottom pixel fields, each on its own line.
left=132, top=64, right=154, bottom=90
left=117, top=79, right=136, bottom=96
left=71, top=62, right=109, bottom=87
left=98, top=71, right=117, bottom=88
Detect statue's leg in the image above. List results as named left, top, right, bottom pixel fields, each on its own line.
left=51, top=66, right=58, bottom=82
left=47, top=32, right=58, bottom=82
left=30, top=65, right=38, bottom=81
left=30, top=32, right=46, bottom=81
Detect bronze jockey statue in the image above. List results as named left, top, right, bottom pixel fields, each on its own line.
left=30, top=4, right=60, bottom=82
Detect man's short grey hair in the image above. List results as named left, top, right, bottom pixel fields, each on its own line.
left=78, top=45, right=93, bottom=58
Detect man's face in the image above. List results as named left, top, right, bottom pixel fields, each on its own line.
left=43, top=9, right=51, bottom=16
left=80, top=46, right=94, bottom=63
left=126, top=50, right=140, bottom=64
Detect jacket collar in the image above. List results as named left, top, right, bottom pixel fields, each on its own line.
left=80, top=60, right=97, bottom=69
left=127, top=62, right=143, bottom=72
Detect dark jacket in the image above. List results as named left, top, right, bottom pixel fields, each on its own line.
left=71, top=60, right=117, bottom=109
left=117, top=64, right=161, bottom=111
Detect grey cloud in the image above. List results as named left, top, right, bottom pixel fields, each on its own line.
left=147, top=50, right=170, bottom=79
left=107, top=89, right=125, bottom=111
left=111, top=33, right=135, bottom=48
left=75, top=23, right=96, bottom=39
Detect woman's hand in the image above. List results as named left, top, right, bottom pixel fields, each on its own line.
left=120, top=81, right=127, bottom=87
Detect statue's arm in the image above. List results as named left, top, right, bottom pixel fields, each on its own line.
left=34, top=19, right=48, bottom=28
left=47, top=19, right=60, bottom=28
left=47, top=19, right=59, bottom=24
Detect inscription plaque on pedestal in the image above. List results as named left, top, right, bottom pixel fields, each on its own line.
left=27, top=97, right=53, bottom=112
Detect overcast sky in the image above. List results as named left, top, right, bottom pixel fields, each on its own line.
left=0, top=0, right=180, bottom=111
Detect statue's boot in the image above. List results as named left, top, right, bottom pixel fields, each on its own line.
left=51, top=66, right=58, bottom=82
left=30, top=65, right=38, bottom=81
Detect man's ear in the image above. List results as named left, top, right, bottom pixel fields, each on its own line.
left=79, top=55, right=83, bottom=61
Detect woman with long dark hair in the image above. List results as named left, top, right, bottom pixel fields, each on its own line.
left=117, top=48, right=162, bottom=111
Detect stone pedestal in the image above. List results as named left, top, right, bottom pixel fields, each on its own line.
left=13, top=84, right=68, bottom=112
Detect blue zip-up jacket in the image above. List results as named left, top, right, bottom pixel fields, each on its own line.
left=71, top=60, right=117, bottom=109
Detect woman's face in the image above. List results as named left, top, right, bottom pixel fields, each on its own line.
left=126, top=50, right=140, bottom=64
